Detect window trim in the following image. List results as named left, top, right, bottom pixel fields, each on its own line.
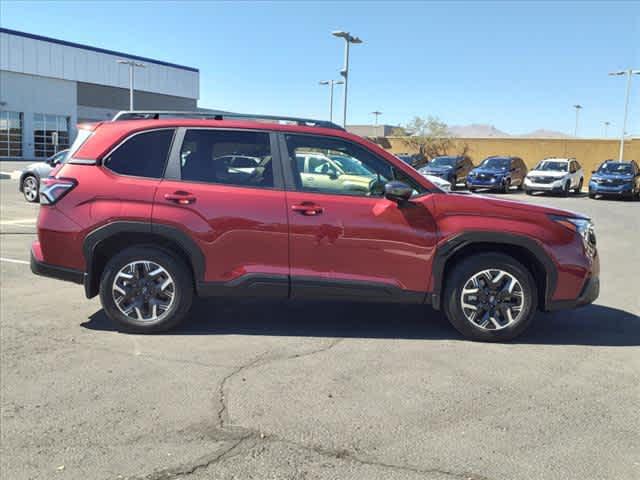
left=278, top=131, right=431, bottom=198
left=163, top=127, right=285, bottom=191
left=101, top=128, right=176, bottom=180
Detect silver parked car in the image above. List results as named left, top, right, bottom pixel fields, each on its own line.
left=19, top=149, right=69, bottom=202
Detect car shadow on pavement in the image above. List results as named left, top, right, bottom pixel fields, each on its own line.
left=82, top=300, right=639, bottom=347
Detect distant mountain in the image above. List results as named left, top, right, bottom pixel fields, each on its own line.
left=517, top=129, right=572, bottom=139
left=446, top=124, right=572, bottom=139
left=447, top=124, right=510, bottom=138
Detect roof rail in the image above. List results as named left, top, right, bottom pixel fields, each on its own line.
left=112, top=110, right=344, bottom=130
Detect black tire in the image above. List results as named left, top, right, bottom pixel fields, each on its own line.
left=22, top=175, right=39, bottom=203
left=443, top=253, right=538, bottom=342
left=588, top=193, right=596, bottom=199
left=562, top=180, right=570, bottom=197
left=449, top=176, right=457, bottom=191
left=99, top=246, right=193, bottom=333
left=501, top=179, right=511, bottom=194
left=574, top=178, right=583, bottom=193
left=525, top=189, right=534, bottom=196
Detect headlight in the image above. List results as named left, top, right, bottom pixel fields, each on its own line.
left=550, top=215, right=596, bottom=256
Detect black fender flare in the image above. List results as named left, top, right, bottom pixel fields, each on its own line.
left=82, top=221, right=205, bottom=298
left=430, top=231, right=557, bottom=310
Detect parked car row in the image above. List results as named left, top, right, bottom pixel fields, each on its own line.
left=412, top=155, right=640, bottom=200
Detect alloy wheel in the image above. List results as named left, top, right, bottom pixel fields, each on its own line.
left=460, top=269, right=525, bottom=330
left=23, top=177, right=38, bottom=202
left=112, top=260, right=175, bottom=322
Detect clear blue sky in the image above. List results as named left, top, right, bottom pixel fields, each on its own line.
left=2, top=0, right=639, bottom=137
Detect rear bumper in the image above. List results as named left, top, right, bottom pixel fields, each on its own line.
left=546, top=275, right=600, bottom=311
left=30, top=243, right=85, bottom=285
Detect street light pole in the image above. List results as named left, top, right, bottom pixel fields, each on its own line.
left=371, top=111, right=382, bottom=125
left=117, top=59, right=146, bottom=110
left=603, top=121, right=610, bottom=137
left=319, top=80, right=344, bottom=123
left=332, top=31, right=363, bottom=128
left=573, top=104, right=583, bottom=137
left=609, top=69, right=640, bottom=161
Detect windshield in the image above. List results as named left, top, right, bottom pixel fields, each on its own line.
left=536, top=161, right=567, bottom=172
left=597, top=162, right=633, bottom=174
left=329, top=155, right=375, bottom=176
left=429, top=156, right=458, bottom=167
left=480, top=157, right=511, bottom=169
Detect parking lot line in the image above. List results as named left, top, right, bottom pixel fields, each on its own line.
left=0, top=257, right=30, bottom=265
left=0, top=218, right=37, bottom=225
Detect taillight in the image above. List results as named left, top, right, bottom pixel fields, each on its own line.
left=40, top=177, right=77, bottom=205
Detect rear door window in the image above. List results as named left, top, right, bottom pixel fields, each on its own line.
left=179, top=129, right=274, bottom=188
left=104, top=129, right=174, bottom=178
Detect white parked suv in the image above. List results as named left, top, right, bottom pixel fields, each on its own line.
left=524, top=158, right=584, bottom=196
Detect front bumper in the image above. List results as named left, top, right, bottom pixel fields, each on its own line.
left=524, top=178, right=565, bottom=192
left=466, top=177, right=502, bottom=188
left=546, top=275, right=600, bottom=311
left=589, top=181, right=634, bottom=196
left=31, top=242, right=85, bottom=285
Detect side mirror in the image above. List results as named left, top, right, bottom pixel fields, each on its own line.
left=328, top=170, right=339, bottom=180
left=591, top=170, right=597, bottom=174
left=511, top=167, right=517, bottom=172
left=384, top=181, right=412, bottom=204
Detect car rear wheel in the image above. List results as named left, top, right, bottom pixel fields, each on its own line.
left=22, top=175, right=39, bottom=203
left=574, top=178, right=584, bottom=193
left=99, top=247, right=193, bottom=333
left=562, top=180, right=571, bottom=197
left=443, top=253, right=538, bottom=342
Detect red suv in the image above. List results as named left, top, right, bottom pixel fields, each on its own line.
left=31, top=111, right=599, bottom=341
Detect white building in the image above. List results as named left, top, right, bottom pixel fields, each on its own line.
left=0, top=28, right=200, bottom=160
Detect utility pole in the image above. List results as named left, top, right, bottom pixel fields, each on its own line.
left=332, top=31, right=363, bottom=127
left=117, top=59, right=146, bottom=110
left=573, top=104, right=583, bottom=137
left=609, top=69, right=640, bottom=160
left=371, top=111, right=382, bottom=125
left=319, top=79, right=344, bottom=123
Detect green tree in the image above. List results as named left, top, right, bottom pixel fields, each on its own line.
left=395, top=116, right=466, bottom=168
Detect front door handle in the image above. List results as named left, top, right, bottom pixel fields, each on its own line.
left=164, top=191, right=196, bottom=205
left=291, top=202, right=323, bottom=216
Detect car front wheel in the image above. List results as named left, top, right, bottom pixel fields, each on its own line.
left=443, top=253, right=538, bottom=342
left=22, top=175, right=39, bottom=203
left=99, top=247, right=193, bottom=333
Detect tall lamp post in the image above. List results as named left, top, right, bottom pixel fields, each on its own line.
left=117, top=59, right=146, bottom=110
left=371, top=111, right=382, bottom=125
left=603, top=121, right=611, bottom=138
left=319, top=79, right=344, bottom=123
left=573, top=104, right=583, bottom=137
left=609, top=69, right=640, bottom=161
left=332, top=30, right=363, bottom=128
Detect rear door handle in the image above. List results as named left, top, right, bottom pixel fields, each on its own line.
left=164, top=191, right=196, bottom=205
left=291, top=203, right=323, bottom=216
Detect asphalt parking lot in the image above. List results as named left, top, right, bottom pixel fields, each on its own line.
left=1, top=174, right=638, bottom=480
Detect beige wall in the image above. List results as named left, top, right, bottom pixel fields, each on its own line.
left=387, top=137, right=639, bottom=179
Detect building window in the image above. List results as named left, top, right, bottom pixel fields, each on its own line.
left=34, top=114, right=70, bottom=158
left=0, top=111, right=23, bottom=158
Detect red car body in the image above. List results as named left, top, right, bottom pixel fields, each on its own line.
left=31, top=116, right=599, bottom=333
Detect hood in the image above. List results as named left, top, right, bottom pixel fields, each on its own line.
left=527, top=169, right=567, bottom=178
left=423, top=165, right=454, bottom=173
left=591, top=171, right=634, bottom=180
left=470, top=167, right=508, bottom=175
left=435, top=191, right=589, bottom=220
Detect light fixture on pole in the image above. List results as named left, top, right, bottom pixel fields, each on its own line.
left=572, top=104, right=583, bottom=137
left=609, top=68, right=640, bottom=161
left=319, top=79, right=344, bottom=123
left=332, top=30, right=363, bottom=128
left=117, top=59, right=146, bottom=110
left=603, top=121, right=611, bottom=138
left=371, top=111, right=382, bottom=125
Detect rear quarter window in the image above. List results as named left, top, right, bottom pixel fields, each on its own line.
left=103, top=129, right=174, bottom=178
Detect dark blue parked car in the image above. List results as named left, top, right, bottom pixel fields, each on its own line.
left=589, top=160, right=640, bottom=200
left=466, top=156, right=527, bottom=193
left=418, top=155, right=474, bottom=190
